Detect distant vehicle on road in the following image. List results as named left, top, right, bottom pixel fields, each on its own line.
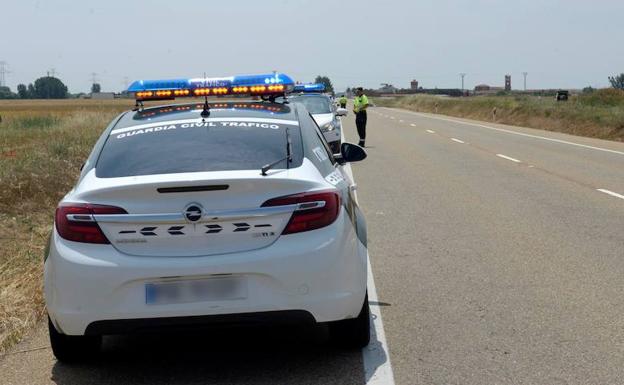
left=556, top=90, right=569, bottom=101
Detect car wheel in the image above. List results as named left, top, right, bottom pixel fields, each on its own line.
left=48, top=317, right=101, bottom=363
left=329, top=292, right=370, bottom=349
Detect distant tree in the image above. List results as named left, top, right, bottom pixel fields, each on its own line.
left=314, top=75, right=334, bottom=94
left=17, top=84, right=29, bottom=98
left=608, top=73, right=624, bottom=90
left=91, top=83, right=101, bottom=93
left=27, top=83, right=36, bottom=97
left=0, top=86, right=16, bottom=99
left=33, top=76, right=68, bottom=99
left=582, top=86, right=595, bottom=94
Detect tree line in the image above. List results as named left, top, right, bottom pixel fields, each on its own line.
left=0, top=76, right=69, bottom=99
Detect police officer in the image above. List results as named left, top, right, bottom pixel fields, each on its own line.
left=353, top=87, right=369, bottom=147
left=339, top=94, right=347, bottom=109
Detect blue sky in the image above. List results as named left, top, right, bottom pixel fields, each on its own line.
left=2, top=0, right=623, bottom=92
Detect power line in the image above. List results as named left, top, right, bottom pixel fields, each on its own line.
left=522, top=72, right=528, bottom=91
left=0, top=61, right=10, bottom=87
left=89, top=72, right=99, bottom=85
left=459, top=73, right=466, bottom=91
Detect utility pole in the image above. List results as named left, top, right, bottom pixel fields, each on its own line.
left=522, top=72, right=528, bottom=91
left=0, top=61, right=10, bottom=87
left=89, top=72, right=98, bottom=85
left=459, top=73, right=466, bottom=92
left=49, top=68, right=58, bottom=78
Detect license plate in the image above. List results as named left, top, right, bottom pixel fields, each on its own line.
left=145, top=276, right=247, bottom=305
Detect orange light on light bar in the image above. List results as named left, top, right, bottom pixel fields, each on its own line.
left=194, top=88, right=211, bottom=96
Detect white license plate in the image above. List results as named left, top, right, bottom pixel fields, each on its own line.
left=145, top=276, right=247, bottom=305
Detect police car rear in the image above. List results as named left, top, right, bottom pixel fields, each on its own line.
left=44, top=73, right=370, bottom=362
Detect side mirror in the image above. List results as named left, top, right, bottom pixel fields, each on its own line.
left=335, top=108, right=348, bottom=117
left=336, top=142, right=367, bottom=164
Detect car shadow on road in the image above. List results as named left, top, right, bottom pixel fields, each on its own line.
left=50, top=324, right=365, bottom=385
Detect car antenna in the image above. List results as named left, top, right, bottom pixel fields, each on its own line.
left=200, top=72, right=210, bottom=119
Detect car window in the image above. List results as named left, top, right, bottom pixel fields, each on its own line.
left=288, top=95, right=332, bottom=114
left=96, top=120, right=303, bottom=177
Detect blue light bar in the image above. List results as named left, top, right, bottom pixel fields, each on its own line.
left=127, top=73, right=295, bottom=100
left=293, top=83, right=326, bottom=93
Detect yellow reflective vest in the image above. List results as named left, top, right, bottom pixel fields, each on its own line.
left=353, top=94, right=369, bottom=113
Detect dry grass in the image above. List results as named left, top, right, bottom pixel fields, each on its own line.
left=375, top=89, right=624, bottom=142
left=0, top=99, right=136, bottom=352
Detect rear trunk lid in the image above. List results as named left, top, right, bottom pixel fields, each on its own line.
left=71, top=165, right=326, bottom=257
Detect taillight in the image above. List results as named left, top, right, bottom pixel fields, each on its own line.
left=55, top=203, right=127, bottom=244
left=262, top=191, right=340, bottom=234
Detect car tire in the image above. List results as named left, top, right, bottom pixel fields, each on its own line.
left=48, top=317, right=101, bottom=363
left=329, top=293, right=370, bottom=349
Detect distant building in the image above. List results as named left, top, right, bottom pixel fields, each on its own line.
left=505, top=75, right=511, bottom=91
left=474, top=84, right=491, bottom=92
left=90, top=92, right=115, bottom=100
left=378, top=83, right=398, bottom=93
left=410, top=80, right=419, bottom=90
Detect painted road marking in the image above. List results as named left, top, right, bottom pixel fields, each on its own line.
left=451, top=138, right=465, bottom=144
left=496, top=154, right=521, bottom=163
left=399, top=120, right=404, bottom=123
left=410, top=123, right=416, bottom=127
left=426, top=130, right=435, bottom=134
left=390, top=109, right=624, bottom=156
left=390, top=117, right=395, bottom=120
left=597, top=189, right=624, bottom=200
left=364, top=256, right=396, bottom=385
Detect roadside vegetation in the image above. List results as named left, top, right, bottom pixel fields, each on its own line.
left=0, top=99, right=135, bottom=352
left=374, top=88, right=624, bottom=142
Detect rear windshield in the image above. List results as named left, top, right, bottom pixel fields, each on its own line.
left=289, top=95, right=332, bottom=114
left=96, top=118, right=303, bottom=177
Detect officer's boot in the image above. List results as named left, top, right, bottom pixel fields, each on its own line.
left=358, top=139, right=365, bottom=147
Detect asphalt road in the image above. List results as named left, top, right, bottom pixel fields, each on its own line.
left=1, top=106, right=623, bottom=384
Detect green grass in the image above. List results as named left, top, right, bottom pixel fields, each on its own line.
left=374, top=89, right=624, bottom=142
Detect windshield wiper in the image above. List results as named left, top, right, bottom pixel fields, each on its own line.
left=261, top=126, right=292, bottom=176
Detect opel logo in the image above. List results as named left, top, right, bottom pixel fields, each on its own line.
left=183, top=203, right=203, bottom=223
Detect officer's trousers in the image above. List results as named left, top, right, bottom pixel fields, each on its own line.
left=355, top=111, right=367, bottom=140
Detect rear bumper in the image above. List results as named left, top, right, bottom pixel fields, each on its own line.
left=45, top=212, right=367, bottom=335
left=84, top=310, right=315, bottom=335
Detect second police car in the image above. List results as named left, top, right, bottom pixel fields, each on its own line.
left=44, top=73, right=370, bottom=362
left=289, top=83, right=348, bottom=154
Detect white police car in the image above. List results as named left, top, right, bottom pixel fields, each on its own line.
left=290, top=83, right=347, bottom=153
left=44, top=73, right=370, bottom=362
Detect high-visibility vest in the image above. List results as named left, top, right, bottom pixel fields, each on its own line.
left=353, top=94, right=369, bottom=113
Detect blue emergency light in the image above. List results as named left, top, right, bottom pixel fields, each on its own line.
left=127, top=73, right=295, bottom=101
left=293, top=83, right=326, bottom=93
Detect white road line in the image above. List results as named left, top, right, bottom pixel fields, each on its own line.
left=399, top=120, right=404, bottom=123
left=426, top=129, right=435, bottom=134
left=496, top=154, right=521, bottom=163
left=597, top=189, right=624, bottom=200
left=389, top=117, right=395, bottom=120
left=387, top=109, right=624, bottom=156
left=451, top=138, right=465, bottom=144
left=410, top=123, right=416, bottom=127
left=364, top=256, right=396, bottom=385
